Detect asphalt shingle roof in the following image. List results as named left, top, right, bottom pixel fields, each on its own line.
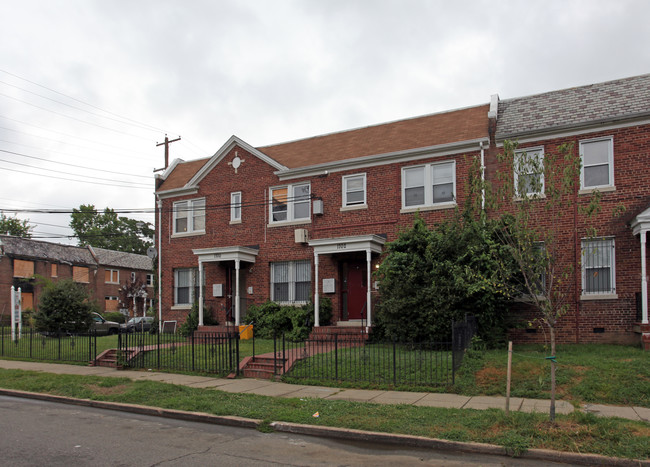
left=495, top=74, right=650, bottom=139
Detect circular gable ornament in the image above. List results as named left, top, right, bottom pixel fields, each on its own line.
left=232, top=156, right=241, bottom=170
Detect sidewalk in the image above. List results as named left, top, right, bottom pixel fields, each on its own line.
left=0, top=359, right=648, bottom=422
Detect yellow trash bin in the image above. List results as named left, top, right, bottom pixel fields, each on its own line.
left=239, top=325, right=253, bottom=340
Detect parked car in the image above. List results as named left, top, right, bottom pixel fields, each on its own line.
left=91, top=312, right=120, bottom=335
left=120, top=316, right=154, bottom=333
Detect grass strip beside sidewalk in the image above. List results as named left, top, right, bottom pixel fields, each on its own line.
left=0, top=368, right=648, bottom=460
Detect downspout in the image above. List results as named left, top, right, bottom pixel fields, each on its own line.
left=479, top=141, right=485, bottom=212
left=157, top=195, right=163, bottom=334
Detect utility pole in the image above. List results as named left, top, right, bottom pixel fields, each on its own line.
left=156, top=134, right=181, bottom=169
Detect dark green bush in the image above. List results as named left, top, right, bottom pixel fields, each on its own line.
left=179, top=302, right=218, bottom=336
left=103, top=311, right=127, bottom=324
left=244, top=298, right=332, bottom=341
left=33, top=278, right=99, bottom=333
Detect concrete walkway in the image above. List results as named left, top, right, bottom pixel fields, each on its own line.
left=0, top=359, right=648, bottom=422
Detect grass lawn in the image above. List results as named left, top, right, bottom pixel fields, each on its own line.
left=0, top=368, right=647, bottom=460
left=453, top=344, right=650, bottom=408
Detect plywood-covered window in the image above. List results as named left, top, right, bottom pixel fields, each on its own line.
left=13, top=259, right=34, bottom=278
left=73, top=266, right=90, bottom=283
left=105, top=296, right=119, bottom=312
left=51, top=263, right=58, bottom=277
left=21, top=292, right=34, bottom=311
left=105, top=269, right=119, bottom=284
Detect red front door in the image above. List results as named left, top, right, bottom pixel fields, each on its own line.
left=341, top=261, right=367, bottom=320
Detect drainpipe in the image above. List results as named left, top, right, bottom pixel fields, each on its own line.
left=157, top=196, right=163, bottom=334
left=480, top=141, right=486, bottom=212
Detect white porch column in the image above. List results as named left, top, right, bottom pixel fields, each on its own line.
left=235, top=259, right=241, bottom=326
left=314, top=252, right=320, bottom=327
left=642, top=231, right=648, bottom=324
left=198, top=261, right=204, bottom=326
left=366, top=249, right=372, bottom=328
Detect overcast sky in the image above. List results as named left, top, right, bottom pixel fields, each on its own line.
left=1, top=0, right=649, bottom=245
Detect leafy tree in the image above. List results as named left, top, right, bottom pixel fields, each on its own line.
left=70, top=204, right=154, bottom=254
left=0, top=212, right=33, bottom=237
left=487, top=140, right=602, bottom=421
left=118, top=276, right=148, bottom=317
left=374, top=212, right=515, bottom=344
left=33, top=278, right=99, bottom=334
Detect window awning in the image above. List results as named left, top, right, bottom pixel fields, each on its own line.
left=631, top=206, right=650, bottom=236
left=192, top=245, right=259, bottom=263
left=308, top=234, right=386, bottom=256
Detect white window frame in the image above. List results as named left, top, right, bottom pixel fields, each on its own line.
left=269, top=183, right=311, bottom=224
left=131, top=272, right=136, bottom=282
left=401, top=160, right=456, bottom=210
left=270, top=260, right=311, bottom=304
left=342, top=173, right=367, bottom=207
left=230, top=191, right=242, bottom=222
left=173, top=268, right=203, bottom=307
left=580, top=136, right=614, bottom=190
left=173, top=198, right=206, bottom=235
left=514, top=146, right=545, bottom=196
left=581, top=237, right=616, bottom=297
left=146, top=274, right=153, bottom=287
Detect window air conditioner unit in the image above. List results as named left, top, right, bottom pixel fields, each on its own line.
left=295, top=228, right=309, bottom=244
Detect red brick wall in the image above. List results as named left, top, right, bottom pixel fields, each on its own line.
left=158, top=124, right=649, bottom=345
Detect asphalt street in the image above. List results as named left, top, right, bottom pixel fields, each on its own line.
left=0, top=395, right=575, bottom=467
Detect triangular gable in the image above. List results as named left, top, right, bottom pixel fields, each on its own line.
left=186, top=135, right=288, bottom=187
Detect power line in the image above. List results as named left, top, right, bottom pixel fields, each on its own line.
left=0, top=166, right=154, bottom=190
left=0, top=69, right=169, bottom=135
left=0, top=118, right=155, bottom=163
left=0, top=92, right=154, bottom=142
left=0, top=148, right=152, bottom=180
left=0, top=157, right=151, bottom=186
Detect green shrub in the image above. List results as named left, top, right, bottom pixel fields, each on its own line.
left=33, top=278, right=100, bottom=333
left=244, top=298, right=331, bottom=341
left=178, top=302, right=218, bottom=337
left=103, top=311, right=127, bottom=324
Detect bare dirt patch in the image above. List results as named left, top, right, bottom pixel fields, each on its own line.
left=475, top=367, right=506, bottom=387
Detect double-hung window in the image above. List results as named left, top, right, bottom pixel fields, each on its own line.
left=581, top=238, right=615, bottom=295
left=514, top=147, right=544, bottom=196
left=402, top=161, right=455, bottom=209
left=173, top=268, right=203, bottom=306
left=271, top=260, right=311, bottom=303
left=230, top=192, right=242, bottom=222
left=270, top=183, right=310, bottom=223
left=173, top=198, right=206, bottom=235
left=580, top=137, right=614, bottom=190
left=342, top=174, right=366, bottom=207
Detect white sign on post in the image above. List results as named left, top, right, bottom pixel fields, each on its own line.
left=10, top=286, right=22, bottom=341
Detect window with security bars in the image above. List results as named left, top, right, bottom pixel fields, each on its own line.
left=270, top=260, right=311, bottom=303
left=582, top=238, right=615, bottom=295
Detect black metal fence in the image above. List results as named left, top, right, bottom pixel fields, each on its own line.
left=0, top=327, right=98, bottom=364
left=260, top=314, right=477, bottom=387
left=117, top=331, right=239, bottom=377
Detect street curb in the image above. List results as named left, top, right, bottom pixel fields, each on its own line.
left=1, top=388, right=647, bottom=466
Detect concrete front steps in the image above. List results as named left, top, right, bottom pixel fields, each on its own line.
left=91, top=349, right=138, bottom=368
left=238, top=355, right=287, bottom=379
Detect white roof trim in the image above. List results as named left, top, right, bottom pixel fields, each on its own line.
left=192, top=245, right=259, bottom=264
left=309, top=234, right=386, bottom=255
left=187, top=135, right=287, bottom=187
left=276, top=137, right=488, bottom=181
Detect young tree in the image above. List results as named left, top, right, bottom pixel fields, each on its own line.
left=70, top=204, right=154, bottom=254
left=33, top=278, right=99, bottom=334
left=489, top=140, right=601, bottom=421
left=0, top=213, right=33, bottom=237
